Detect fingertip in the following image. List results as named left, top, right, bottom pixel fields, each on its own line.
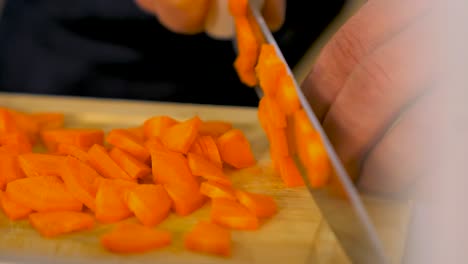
left=262, top=0, right=286, bottom=32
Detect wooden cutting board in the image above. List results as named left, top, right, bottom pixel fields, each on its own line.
left=0, top=93, right=411, bottom=264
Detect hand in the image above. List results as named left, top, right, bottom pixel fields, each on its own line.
left=301, top=0, right=442, bottom=195
left=134, top=0, right=286, bottom=36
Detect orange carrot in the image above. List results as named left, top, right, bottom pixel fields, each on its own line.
left=261, top=96, right=287, bottom=128
left=56, top=143, right=89, bottom=162
left=300, top=138, right=331, bottom=188
left=144, top=137, right=166, bottom=153
left=125, top=126, right=145, bottom=142
left=234, top=55, right=258, bottom=87
left=95, top=178, right=137, bottom=223
left=234, top=190, right=277, bottom=218
left=100, top=222, right=171, bottom=254
left=0, top=132, right=33, bottom=153
left=189, top=136, right=222, bottom=168
left=278, top=157, right=305, bottom=187
left=233, top=16, right=260, bottom=87
left=41, top=129, right=104, bottom=152
left=0, top=108, right=19, bottom=134
left=276, top=74, right=301, bottom=115
left=210, top=198, right=259, bottom=230
left=125, top=184, right=172, bottom=227
left=0, top=152, right=26, bottom=190
left=30, top=112, right=65, bottom=131
left=184, top=221, right=231, bottom=257
left=0, top=191, right=32, bottom=220
left=269, top=127, right=289, bottom=158
left=188, top=153, right=231, bottom=186
left=143, top=116, right=177, bottom=140
left=109, top=147, right=151, bottom=180
left=87, top=144, right=135, bottom=182
left=5, top=175, right=83, bottom=212
left=106, top=129, right=150, bottom=164
left=7, top=110, right=40, bottom=144
left=199, top=121, right=233, bottom=138
left=217, top=129, right=256, bottom=169
left=18, top=153, right=66, bottom=178
left=228, top=0, right=248, bottom=17
left=29, top=211, right=94, bottom=237
left=200, top=181, right=236, bottom=200
left=161, top=116, right=202, bottom=154
left=61, top=156, right=102, bottom=212
left=256, top=44, right=286, bottom=96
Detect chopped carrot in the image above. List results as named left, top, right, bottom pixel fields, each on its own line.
left=261, top=96, right=287, bottom=128
left=95, top=178, right=137, bottom=223
left=144, top=137, right=166, bottom=153
left=0, top=108, right=19, bottom=134
left=269, top=127, right=289, bottom=158
left=189, top=136, right=222, bottom=168
left=100, top=222, right=171, bottom=254
left=228, top=0, right=248, bottom=17
left=18, top=153, right=66, bottom=178
left=143, top=116, right=177, bottom=140
left=199, top=121, right=233, bottom=138
left=276, top=74, right=301, bottom=115
left=210, top=198, right=259, bottom=230
left=257, top=97, right=270, bottom=136
left=0, top=152, right=26, bottom=190
left=125, top=184, right=172, bottom=227
left=293, top=109, right=315, bottom=137
left=109, top=147, right=151, bottom=179
left=188, top=153, right=231, bottom=186
left=7, top=110, right=40, bottom=144
left=29, top=211, right=94, bottom=237
left=5, top=175, right=83, bottom=212
left=233, top=16, right=259, bottom=87
left=164, top=185, right=207, bottom=216
left=61, top=156, right=102, bottom=212
left=300, top=138, right=331, bottom=188
left=234, top=190, right=277, bottom=218
left=40, top=128, right=104, bottom=152
left=217, top=129, right=256, bottom=169
left=106, top=129, right=150, bottom=164
left=0, top=132, right=33, bottom=153
left=256, top=44, right=286, bottom=96
left=200, top=181, right=236, bottom=200
left=30, top=112, right=65, bottom=131
left=56, top=143, right=89, bottom=162
left=125, top=126, right=145, bottom=142
left=184, top=221, right=231, bottom=257
left=234, top=55, right=258, bottom=87
left=87, top=144, right=135, bottom=182
left=278, top=157, right=305, bottom=187
left=0, top=191, right=32, bottom=220
left=161, top=116, right=202, bottom=154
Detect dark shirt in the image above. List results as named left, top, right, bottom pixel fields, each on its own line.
left=0, top=0, right=344, bottom=106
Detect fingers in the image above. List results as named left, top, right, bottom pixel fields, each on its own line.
left=322, top=12, right=438, bottom=180
left=301, top=0, right=430, bottom=121
left=262, top=0, right=286, bottom=32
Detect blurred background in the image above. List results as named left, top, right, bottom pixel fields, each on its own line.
left=0, top=0, right=362, bottom=107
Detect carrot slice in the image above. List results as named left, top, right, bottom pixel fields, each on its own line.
left=125, top=126, right=145, bottom=142
left=56, top=143, right=89, bottom=162
left=40, top=129, right=104, bottom=152
left=0, top=132, right=33, bottom=153
left=300, top=137, right=331, bottom=188
left=106, top=129, right=150, bottom=164
left=144, top=137, right=166, bottom=153
left=143, top=116, right=177, bottom=140
left=256, top=44, right=286, bottom=96
left=189, top=136, right=222, bottom=168
left=0, top=191, right=32, bottom=220
left=29, top=211, right=94, bottom=237
left=164, top=185, right=207, bottom=216
left=161, top=116, right=202, bottom=154
left=0, top=108, right=19, bottom=134
left=5, top=175, right=82, bottom=212
left=61, top=156, right=102, bottom=212
left=7, top=110, right=40, bottom=144
left=125, top=184, right=172, bottom=227
left=228, top=0, right=248, bottom=17
left=100, top=222, right=171, bottom=254
left=0, top=152, right=26, bottom=190
left=269, top=127, right=289, bottom=158
left=18, top=153, right=66, bottom=178
left=234, top=55, right=258, bottom=87
left=109, top=147, right=151, bottom=179
left=293, top=109, right=315, bottom=137
left=233, top=16, right=260, bottom=87
left=199, top=121, right=233, bottom=138
left=30, top=112, right=65, bottom=131
left=87, top=144, right=135, bottom=182
left=261, top=96, right=287, bottom=128
left=200, top=181, right=236, bottom=200
left=187, top=153, right=231, bottom=186
left=276, top=74, right=301, bottom=115
left=234, top=190, right=277, bottom=218
left=184, top=221, right=231, bottom=257
left=278, top=157, right=305, bottom=187
left=210, top=198, right=259, bottom=230
left=217, top=129, right=256, bottom=169
left=95, top=178, right=137, bottom=223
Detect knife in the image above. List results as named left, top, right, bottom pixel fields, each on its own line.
left=237, top=4, right=391, bottom=264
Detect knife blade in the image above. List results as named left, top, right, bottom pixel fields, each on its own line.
left=240, top=4, right=391, bottom=264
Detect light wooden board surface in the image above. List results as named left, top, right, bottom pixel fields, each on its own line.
left=0, top=93, right=410, bottom=264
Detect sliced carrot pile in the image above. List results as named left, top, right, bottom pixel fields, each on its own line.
left=30, top=112, right=65, bottom=131
left=87, top=144, right=135, bottom=182
left=18, top=153, right=66, bottom=178
left=200, top=181, right=236, bottom=200
left=106, top=129, right=150, bottom=164
left=234, top=190, right=277, bottom=218
left=210, top=198, right=259, bottom=230
left=217, top=129, right=256, bottom=169
left=184, top=221, right=231, bottom=257
left=56, top=143, right=89, bottom=162
left=100, top=222, right=171, bottom=254
left=161, top=116, right=202, bottom=154
left=188, top=152, right=231, bottom=186
left=199, top=121, right=233, bottom=138
left=95, top=178, right=137, bottom=223
left=29, top=211, right=94, bottom=237
left=143, top=116, right=177, bottom=139
left=109, top=147, right=151, bottom=180
left=0, top=152, right=25, bottom=190
left=0, top=191, right=32, bottom=220
left=41, top=128, right=104, bottom=152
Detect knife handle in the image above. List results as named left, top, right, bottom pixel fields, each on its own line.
left=204, top=0, right=265, bottom=40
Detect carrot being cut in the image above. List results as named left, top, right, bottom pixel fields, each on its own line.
left=95, top=178, right=137, bottom=223
left=143, top=116, right=177, bottom=140
left=276, top=74, right=301, bottom=115
left=268, top=127, right=289, bottom=158
left=210, top=198, right=258, bottom=230
left=56, top=143, right=89, bottom=162
left=200, top=181, right=236, bottom=200
left=184, top=221, right=231, bottom=257
left=100, top=222, right=171, bottom=254
left=255, top=44, right=286, bottom=96
left=217, top=129, right=256, bottom=169
left=233, top=16, right=260, bottom=87
left=188, top=153, right=231, bottom=187
left=199, top=121, right=233, bottom=138
left=234, top=190, right=277, bottom=218
left=300, top=138, right=331, bottom=188
left=18, top=153, right=66, bottom=178
left=40, top=128, right=104, bottom=152
left=228, top=0, right=248, bottom=17
left=0, top=152, right=26, bottom=190
left=260, top=96, right=287, bottom=128
left=109, top=147, right=151, bottom=180
left=161, top=116, right=202, bottom=154
left=29, top=211, right=94, bottom=238
left=0, top=191, right=32, bottom=220
left=106, top=129, right=150, bottom=164
left=5, top=175, right=82, bottom=212
left=278, top=157, right=305, bottom=187
left=125, top=184, right=172, bottom=227
left=87, top=144, right=135, bottom=182
left=30, top=112, right=65, bottom=131
left=189, top=136, right=222, bottom=168
left=61, top=156, right=102, bottom=212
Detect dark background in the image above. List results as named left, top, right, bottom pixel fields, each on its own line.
left=0, top=0, right=345, bottom=106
